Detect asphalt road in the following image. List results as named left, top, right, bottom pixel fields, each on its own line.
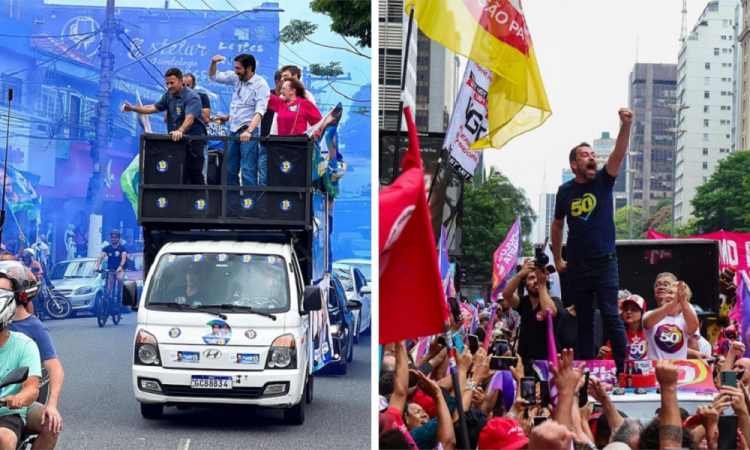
left=44, top=312, right=371, bottom=449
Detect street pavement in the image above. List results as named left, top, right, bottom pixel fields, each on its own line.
left=44, top=312, right=371, bottom=449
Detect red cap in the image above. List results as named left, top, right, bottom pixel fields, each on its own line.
left=412, top=389, right=437, bottom=419
left=622, top=295, right=647, bottom=313
left=478, top=417, right=529, bottom=450
left=588, top=412, right=603, bottom=437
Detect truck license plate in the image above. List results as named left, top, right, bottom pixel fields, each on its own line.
left=190, top=376, right=232, bottom=389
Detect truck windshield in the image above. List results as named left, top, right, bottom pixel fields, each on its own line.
left=145, top=253, right=291, bottom=313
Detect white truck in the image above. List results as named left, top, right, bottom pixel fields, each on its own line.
left=121, top=134, right=357, bottom=424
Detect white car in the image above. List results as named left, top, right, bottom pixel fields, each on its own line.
left=333, top=259, right=371, bottom=283
left=48, top=258, right=105, bottom=315
left=594, top=390, right=719, bottom=424
left=332, top=263, right=370, bottom=343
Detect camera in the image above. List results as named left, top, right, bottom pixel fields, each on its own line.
left=533, top=237, right=555, bottom=273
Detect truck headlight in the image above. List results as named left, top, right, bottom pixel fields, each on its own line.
left=75, top=286, right=93, bottom=295
left=330, top=324, right=339, bottom=335
left=135, top=329, right=162, bottom=366
left=265, top=334, right=297, bottom=370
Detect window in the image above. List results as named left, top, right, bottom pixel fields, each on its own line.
left=703, top=134, right=709, bottom=141
left=704, top=119, right=710, bottom=126
left=0, top=76, right=21, bottom=107
left=705, top=91, right=710, bottom=99
left=703, top=177, right=708, bottom=183
left=703, top=162, right=708, bottom=170
left=706, top=62, right=711, bottom=69
left=36, top=85, right=64, bottom=119
left=721, top=119, right=730, bottom=125
left=715, top=48, right=720, bottom=56
left=704, top=105, right=710, bottom=112
left=703, top=148, right=709, bottom=155
left=1, top=1, right=26, bottom=22
left=705, top=77, right=711, bottom=85
left=727, top=134, right=731, bottom=138
left=723, top=49, right=729, bottom=54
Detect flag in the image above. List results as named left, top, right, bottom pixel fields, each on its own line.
left=307, top=103, right=347, bottom=198
left=438, top=226, right=455, bottom=303
left=444, top=61, right=491, bottom=182
left=0, top=165, right=40, bottom=215
left=312, top=277, right=334, bottom=372
left=482, top=303, right=498, bottom=351
left=406, top=0, right=551, bottom=150
left=739, top=272, right=750, bottom=358
left=533, top=360, right=559, bottom=407
left=380, top=106, right=447, bottom=344
left=122, top=91, right=151, bottom=217
left=491, top=217, right=523, bottom=301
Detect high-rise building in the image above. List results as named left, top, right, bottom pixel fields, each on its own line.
left=561, top=168, right=574, bottom=184
left=738, top=0, right=750, bottom=150
left=415, top=30, right=458, bottom=132
left=675, top=0, right=739, bottom=225
left=378, top=0, right=417, bottom=131
left=593, top=132, right=616, bottom=169
left=628, top=63, right=678, bottom=216
left=537, top=193, right=556, bottom=244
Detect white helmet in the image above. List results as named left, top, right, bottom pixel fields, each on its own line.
left=0, top=261, right=40, bottom=306
left=0, top=290, right=16, bottom=332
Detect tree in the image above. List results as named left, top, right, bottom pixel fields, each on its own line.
left=310, top=0, right=371, bottom=48
left=614, top=206, right=646, bottom=240
left=463, top=168, right=534, bottom=282
left=691, top=150, right=750, bottom=233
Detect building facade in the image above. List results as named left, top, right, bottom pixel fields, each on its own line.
left=536, top=193, right=556, bottom=244
left=415, top=30, right=458, bottom=132
left=628, top=63, right=678, bottom=216
left=675, top=0, right=739, bottom=225
left=378, top=0, right=417, bottom=131
left=738, top=0, right=750, bottom=150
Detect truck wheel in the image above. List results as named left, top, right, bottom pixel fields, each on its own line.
left=347, top=340, right=354, bottom=363
left=331, top=358, right=348, bottom=375
left=140, top=403, right=164, bottom=419
left=284, top=392, right=305, bottom=425
left=305, top=374, right=314, bottom=404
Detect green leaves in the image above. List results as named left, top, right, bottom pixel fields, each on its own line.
left=310, top=62, right=344, bottom=78
left=691, top=150, right=750, bottom=233
left=277, top=19, right=318, bottom=45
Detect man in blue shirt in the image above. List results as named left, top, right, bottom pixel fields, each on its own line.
left=122, top=67, right=207, bottom=185
left=551, top=108, right=633, bottom=375
left=208, top=53, right=270, bottom=188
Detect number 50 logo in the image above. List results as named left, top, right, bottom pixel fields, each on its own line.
left=571, top=193, right=597, bottom=219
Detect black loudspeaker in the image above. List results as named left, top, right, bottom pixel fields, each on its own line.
left=266, top=192, right=306, bottom=222
left=143, top=139, right=187, bottom=185
left=141, top=189, right=221, bottom=220
left=267, top=141, right=308, bottom=187
left=560, top=240, right=720, bottom=313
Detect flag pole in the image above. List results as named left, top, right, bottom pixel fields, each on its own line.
left=426, top=148, right=446, bottom=203
left=391, top=5, right=416, bottom=184
left=0, top=88, right=13, bottom=244
left=443, top=322, right=471, bottom=450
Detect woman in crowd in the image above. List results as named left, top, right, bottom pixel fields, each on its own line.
left=642, top=277, right=699, bottom=361
left=598, top=295, right=648, bottom=361
left=267, top=77, right=322, bottom=136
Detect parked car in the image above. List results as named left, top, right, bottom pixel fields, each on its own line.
left=332, top=263, right=371, bottom=343
left=124, top=252, right=144, bottom=303
left=48, top=258, right=105, bottom=316
left=333, top=258, right=371, bottom=283
left=327, top=273, right=361, bottom=375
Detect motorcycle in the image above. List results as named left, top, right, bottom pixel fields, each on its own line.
left=0, top=366, right=37, bottom=449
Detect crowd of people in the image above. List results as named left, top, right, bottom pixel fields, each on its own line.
left=123, top=53, right=322, bottom=188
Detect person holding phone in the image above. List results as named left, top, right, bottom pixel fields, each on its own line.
left=501, top=259, right=563, bottom=375
left=643, top=278, right=699, bottom=360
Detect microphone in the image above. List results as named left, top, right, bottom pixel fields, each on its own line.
left=7, top=89, right=12, bottom=102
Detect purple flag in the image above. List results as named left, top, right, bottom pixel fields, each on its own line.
left=740, top=273, right=750, bottom=359
left=491, top=217, right=523, bottom=301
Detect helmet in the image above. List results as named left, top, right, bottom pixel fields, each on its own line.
left=0, top=290, right=16, bottom=332
left=0, top=261, right=40, bottom=305
left=22, top=248, right=34, bottom=258
left=110, top=229, right=121, bottom=237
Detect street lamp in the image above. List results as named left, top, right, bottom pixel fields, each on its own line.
left=667, top=104, right=689, bottom=236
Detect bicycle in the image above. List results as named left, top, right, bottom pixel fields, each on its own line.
left=35, top=272, right=71, bottom=321
left=96, top=269, right=122, bottom=328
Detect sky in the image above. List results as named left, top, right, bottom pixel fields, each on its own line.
left=481, top=0, right=718, bottom=222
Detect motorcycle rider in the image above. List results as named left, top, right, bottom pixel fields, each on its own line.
left=93, top=229, right=128, bottom=305
left=3, top=261, right=64, bottom=449
left=0, top=262, right=41, bottom=450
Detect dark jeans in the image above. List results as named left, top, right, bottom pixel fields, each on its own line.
left=227, top=128, right=261, bottom=186
left=187, top=139, right=206, bottom=185
left=566, top=258, right=627, bottom=373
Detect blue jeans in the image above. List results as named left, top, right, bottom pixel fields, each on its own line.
left=566, top=258, right=627, bottom=373
left=258, top=142, right=268, bottom=186
left=227, top=128, right=260, bottom=186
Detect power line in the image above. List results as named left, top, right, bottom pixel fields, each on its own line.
left=116, top=30, right=167, bottom=90
left=2, top=30, right=100, bottom=78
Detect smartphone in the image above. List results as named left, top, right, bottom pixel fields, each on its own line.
left=718, top=415, right=739, bottom=450
left=579, top=369, right=590, bottom=408
left=722, top=371, right=737, bottom=388
left=436, top=336, right=447, bottom=347
left=533, top=416, right=548, bottom=427
left=494, top=339, right=509, bottom=356
left=521, top=377, right=537, bottom=405
left=540, top=380, right=551, bottom=409
left=489, top=356, right=517, bottom=371
left=468, top=334, right=479, bottom=354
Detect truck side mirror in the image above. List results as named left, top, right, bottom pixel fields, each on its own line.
left=303, top=286, right=322, bottom=312
left=346, top=300, right=362, bottom=310
left=360, top=286, right=371, bottom=296
left=122, top=280, right=138, bottom=308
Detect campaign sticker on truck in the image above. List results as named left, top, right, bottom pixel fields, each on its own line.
left=157, top=197, right=168, bottom=209
left=170, top=351, right=199, bottom=363
left=245, top=330, right=257, bottom=339
left=192, top=254, right=204, bottom=262
left=174, top=296, right=187, bottom=305
left=280, top=200, right=292, bottom=211
left=280, top=161, right=293, bottom=173
left=266, top=256, right=278, bottom=265
left=232, top=353, right=260, bottom=364
left=242, top=198, right=254, bottom=210
left=168, top=328, right=181, bottom=338
left=203, top=320, right=231, bottom=345
left=216, top=254, right=228, bottom=262
left=241, top=255, right=253, bottom=263
left=157, top=160, right=168, bottom=173
left=166, top=255, right=177, bottom=263
left=195, top=199, right=207, bottom=211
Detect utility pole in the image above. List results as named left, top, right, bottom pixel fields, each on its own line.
left=86, top=0, right=115, bottom=257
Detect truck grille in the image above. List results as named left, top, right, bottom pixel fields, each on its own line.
left=161, top=385, right=263, bottom=399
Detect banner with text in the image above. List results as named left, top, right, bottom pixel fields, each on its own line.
left=491, top=217, right=522, bottom=301
left=648, top=229, right=750, bottom=275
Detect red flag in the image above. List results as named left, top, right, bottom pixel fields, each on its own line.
left=379, top=107, right=447, bottom=344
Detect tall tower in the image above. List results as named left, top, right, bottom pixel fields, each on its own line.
left=680, top=0, right=688, bottom=42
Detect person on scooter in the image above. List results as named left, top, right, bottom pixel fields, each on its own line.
left=93, top=229, right=128, bottom=306
left=16, top=250, right=43, bottom=317
left=2, top=262, right=64, bottom=449
left=0, top=263, right=41, bottom=450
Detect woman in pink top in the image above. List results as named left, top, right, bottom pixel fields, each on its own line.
left=268, top=77, right=322, bottom=135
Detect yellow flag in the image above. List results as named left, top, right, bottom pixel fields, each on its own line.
left=405, top=0, right=551, bottom=150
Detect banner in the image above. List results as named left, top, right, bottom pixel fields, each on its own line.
left=307, top=103, right=346, bottom=198
left=312, top=277, right=334, bottom=372
left=648, top=228, right=750, bottom=276
left=444, top=61, right=491, bottom=182
left=491, top=217, right=523, bottom=301
left=405, top=0, right=551, bottom=150
left=574, top=359, right=717, bottom=393
left=740, top=272, right=750, bottom=359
